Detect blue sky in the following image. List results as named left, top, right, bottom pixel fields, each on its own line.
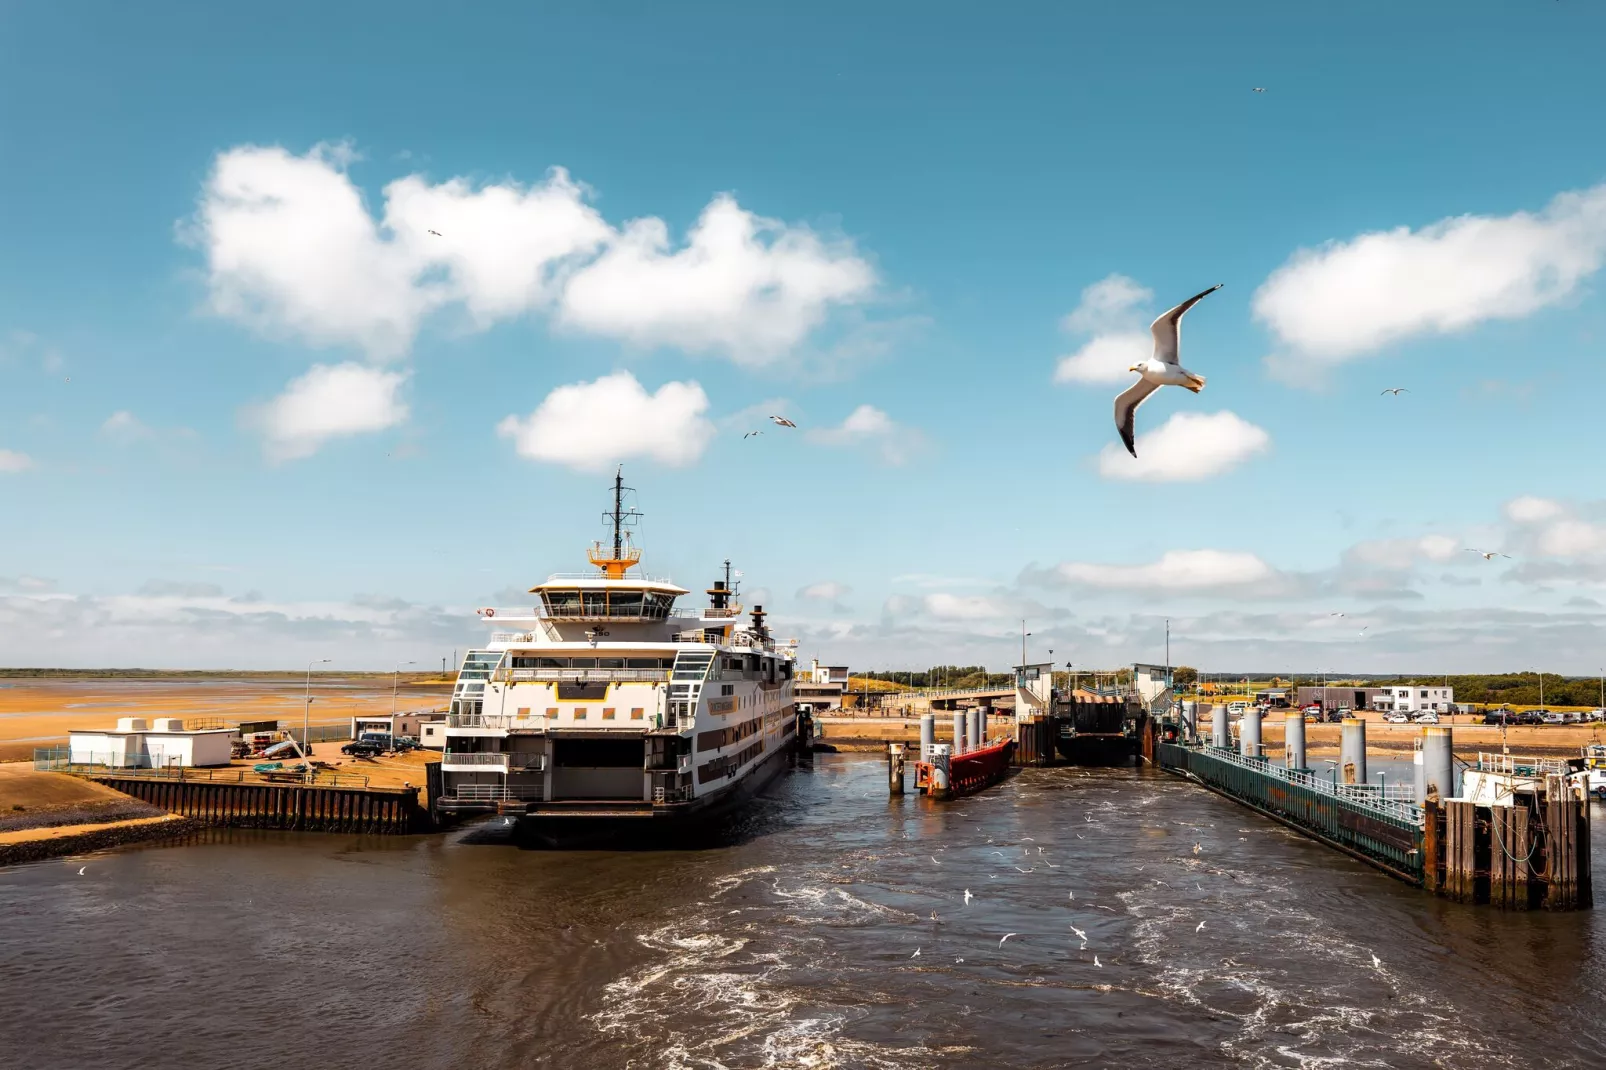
left=5, top=2, right=1606, bottom=672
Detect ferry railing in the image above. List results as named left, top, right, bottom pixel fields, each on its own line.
left=449, top=784, right=544, bottom=802
left=1198, top=743, right=1423, bottom=825
left=496, top=668, right=669, bottom=684
left=440, top=752, right=512, bottom=768
left=1475, top=752, right=1570, bottom=777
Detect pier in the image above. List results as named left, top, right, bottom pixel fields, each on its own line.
left=1153, top=710, right=1592, bottom=910
left=82, top=769, right=424, bottom=834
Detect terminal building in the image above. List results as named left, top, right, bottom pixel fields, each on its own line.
left=1293, top=685, right=1455, bottom=713
left=68, top=717, right=235, bottom=769
left=794, top=659, right=850, bottom=712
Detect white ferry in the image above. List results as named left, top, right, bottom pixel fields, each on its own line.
left=436, top=470, right=801, bottom=841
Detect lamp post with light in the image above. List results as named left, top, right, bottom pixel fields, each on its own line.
left=391, top=660, right=417, bottom=740
left=303, top=657, right=331, bottom=780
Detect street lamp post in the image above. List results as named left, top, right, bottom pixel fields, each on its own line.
left=303, top=657, right=331, bottom=778
left=392, top=660, right=418, bottom=738
left=1020, top=620, right=1031, bottom=670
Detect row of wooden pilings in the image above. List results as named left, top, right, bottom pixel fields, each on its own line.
left=1429, top=797, right=1591, bottom=910
left=92, top=775, right=425, bottom=834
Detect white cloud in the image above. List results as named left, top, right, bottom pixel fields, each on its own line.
left=1053, top=274, right=1154, bottom=385
left=797, top=581, right=851, bottom=603
left=1096, top=411, right=1269, bottom=482
left=1504, top=496, right=1566, bottom=524
left=918, top=593, right=1024, bottom=621
left=100, top=411, right=152, bottom=441
left=805, top=404, right=922, bottom=464
left=1051, top=550, right=1281, bottom=593
left=1254, top=181, right=1606, bottom=366
left=248, top=362, right=409, bottom=462
left=0, top=449, right=33, bottom=473
left=190, top=143, right=874, bottom=362
left=1344, top=534, right=1462, bottom=570
left=497, top=371, right=715, bottom=473
left=558, top=195, right=877, bottom=362
left=1538, top=519, right=1606, bottom=558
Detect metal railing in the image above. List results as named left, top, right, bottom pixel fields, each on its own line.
left=1475, top=752, right=1571, bottom=777
left=1198, top=743, right=1423, bottom=824
left=496, top=667, right=668, bottom=684
left=448, top=784, right=544, bottom=802
left=441, top=752, right=511, bottom=767
left=490, top=631, right=538, bottom=643
left=476, top=607, right=543, bottom=619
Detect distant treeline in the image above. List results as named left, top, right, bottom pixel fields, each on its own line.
left=1172, top=668, right=1604, bottom=708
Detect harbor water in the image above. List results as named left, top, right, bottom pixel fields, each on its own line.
left=3, top=754, right=1603, bottom=1069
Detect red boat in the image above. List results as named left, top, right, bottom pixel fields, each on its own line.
left=914, top=737, right=1016, bottom=799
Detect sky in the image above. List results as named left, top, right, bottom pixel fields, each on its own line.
left=5, top=2, right=1606, bottom=674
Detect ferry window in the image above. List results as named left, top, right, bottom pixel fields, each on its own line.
left=511, top=656, right=536, bottom=668
left=582, top=591, right=607, bottom=615
left=538, top=657, right=566, bottom=668
left=570, top=658, right=597, bottom=669
left=543, top=590, right=581, bottom=614
left=598, top=658, right=624, bottom=669
left=645, top=593, right=674, bottom=617
left=627, top=658, right=661, bottom=669
left=610, top=591, right=644, bottom=616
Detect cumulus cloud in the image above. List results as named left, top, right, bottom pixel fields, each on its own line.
left=0, top=576, right=54, bottom=593
left=1053, top=274, right=1153, bottom=385
left=0, top=449, right=33, bottom=473
left=1342, top=534, right=1462, bottom=571
left=1096, top=411, right=1269, bottom=482
left=797, top=581, right=851, bottom=603
left=1505, top=496, right=1566, bottom=524
left=805, top=404, right=923, bottom=464
left=497, top=371, right=715, bottom=472
left=1254, top=181, right=1606, bottom=367
left=247, top=363, right=409, bottom=462
left=100, top=411, right=152, bottom=441
left=189, top=143, right=875, bottom=363
left=137, top=580, right=226, bottom=598
left=1047, top=550, right=1284, bottom=594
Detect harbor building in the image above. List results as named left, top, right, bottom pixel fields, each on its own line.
left=794, top=660, right=850, bottom=713
left=68, top=717, right=235, bottom=769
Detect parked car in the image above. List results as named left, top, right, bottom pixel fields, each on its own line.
left=1482, top=710, right=1509, bottom=726
left=341, top=739, right=384, bottom=757
left=1413, top=711, right=1439, bottom=724
left=1563, top=711, right=1583, bottom=724
left=1227, top=702, right=1247, bottom=716
left=1541, top=711, right=1567, bottom=725
left=1516, top=711, right=1545, bottom=726
left=1588, top=710, right=1606, bottom=723
left=1384, top=713, right=1409, bottom=724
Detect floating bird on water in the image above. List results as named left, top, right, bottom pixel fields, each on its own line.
left=1380, top=387, right=1408, bottom=396
left=1067, top=891, right=1075, bottom=901
left=1113, top=284, right=1222, bottom=457
left=999, top=933, right=1018, bottom=947
left=1192, top=843, right=1201, bottom=855
left=1094, top=954, right=1103, bottom=968
left=769, top=415, right=797, bottom=428
left=1371, top=952, right=1382, bottom=969
left=1465, top=548, right=1511, bottom=561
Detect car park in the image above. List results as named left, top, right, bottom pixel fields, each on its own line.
left=1384, top=713, right=1409, bottom=724
left=1589, top=710, right=1606, bottom=723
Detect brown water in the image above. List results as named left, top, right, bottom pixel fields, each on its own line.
left=2, top=755, right=1602, bottom=1069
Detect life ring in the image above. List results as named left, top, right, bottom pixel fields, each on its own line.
left=484, top=608, right=495, bottom=618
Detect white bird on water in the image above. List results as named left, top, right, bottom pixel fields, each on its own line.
left=1069, top=923, right=1087, bottom=941
left=1371, top=952, right=1382, bottom=969
left=963, top=889, right=974, bottom=906
left=1113, top=284, right=1223, bottom=457
left=911, top=948, right=921, bottom=959
left=999, top=933, right=1019, bottom=947
left=77, top=866, right=86, bottom=875
left=1094, top=954, right=1103, bottom=968
left=1196, top=921, right=1206, bottom=932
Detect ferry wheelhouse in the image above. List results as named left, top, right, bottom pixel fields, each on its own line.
left=437, top=472, right=800, bottom=837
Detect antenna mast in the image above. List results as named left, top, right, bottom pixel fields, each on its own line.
left=588, top=465, right=643, bottom=578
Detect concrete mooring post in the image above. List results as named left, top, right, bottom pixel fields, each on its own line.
left=970, top=707, right=984, bottom=749
left=919, top=714, right=935, bottom=762
left=952, top=711, right=967, bottom=756
left=928, top=743, right=952, bottom=800
left=1340, top=718, right=1368, bottom=786
left=888, top=743, right=905, bottom=795
left=1414, top=746, right=1427, bottom=806
left=1284, top=711, right=1306, bottom=771
left=1422, top=726, right=1454, bottom=802
left=1181, top=701, right=1197, bottom=742
left=1240, top=706, right=1263, bottom=759
left=1211, top=704, right=1229, bottom=749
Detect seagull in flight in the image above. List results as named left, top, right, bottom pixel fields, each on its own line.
left=769, top=415, right=798, bottom=428
left=1094, top=954, right=1103, bottom=968
left=743, top=431, right=763, bottom=439
left=1069, top=923, right=1087, bottom=941
left=1465, top=548, right=1511, bottom=561
left=1252, top=87, right=1267, bottom=92
left=911, top=948, right=921, bottom=958
left=963, top=889, right=974, bottom=906
left=77, top=866, right=86, bottom=875
left=1196, top=921, right=1206, bottom=932
left=999, top=932, right=1019, bottom=947
left=427, top=229, right=442, bottom=237
left=1380, top=387, right=1408, bottom=396
left=1371, top=952, right=1382, bottom=969
left=1114, top=284, right=1222, bottom=457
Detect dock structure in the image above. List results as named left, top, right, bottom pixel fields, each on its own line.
left=1155, top=725, right=1592, bottom=910
left=83, top=770, right=424, bottom=834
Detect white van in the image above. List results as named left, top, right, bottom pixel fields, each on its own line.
left=1227, top=702, right=1247, bottom=716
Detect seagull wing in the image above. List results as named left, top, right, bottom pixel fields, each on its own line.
left=1149, top=284, right=1223, bottom=365
left=1114, top=378, right=1161, bottom=457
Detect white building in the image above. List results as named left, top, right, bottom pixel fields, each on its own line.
left=1373, top=686, right=1454, bottom=713
left=69, top=717, right=235, bottom=769
left=794, top=659, right=850, bottom=712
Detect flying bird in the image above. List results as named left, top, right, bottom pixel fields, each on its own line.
left=930, top=856, right=941, bottom=865
left=743, top=431, right=763, bottom=439
left=1094, top=954, right=1103, bottom=968
left=963, top=889, right=973, bottom=905
left=1371, top=952, right=1382, bottom=969
left=1113, top=285, right=1221, bottom=457
left=1069, top=924, right=1087, bottom=941
left=911, top=948, right=921, bottom=958
left=1252, top=87, right=1267, bottom=92
left=769, top=416, right=798, bottom=428
left=1380, top=387, right=1408, bottom=396
left=1192, top=843, right=1202, bottom=855
left=77, top=866, right=86, bottom=875
left=1465, top=548, right=1510, bottom=561
left=427, top=229, right=442, bottom=237
left=999, top=932, right=1019, bottom=947
left=1196, top=921, right=1206, bottom=932
left=1330, top=612, right=1346, bottom=617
